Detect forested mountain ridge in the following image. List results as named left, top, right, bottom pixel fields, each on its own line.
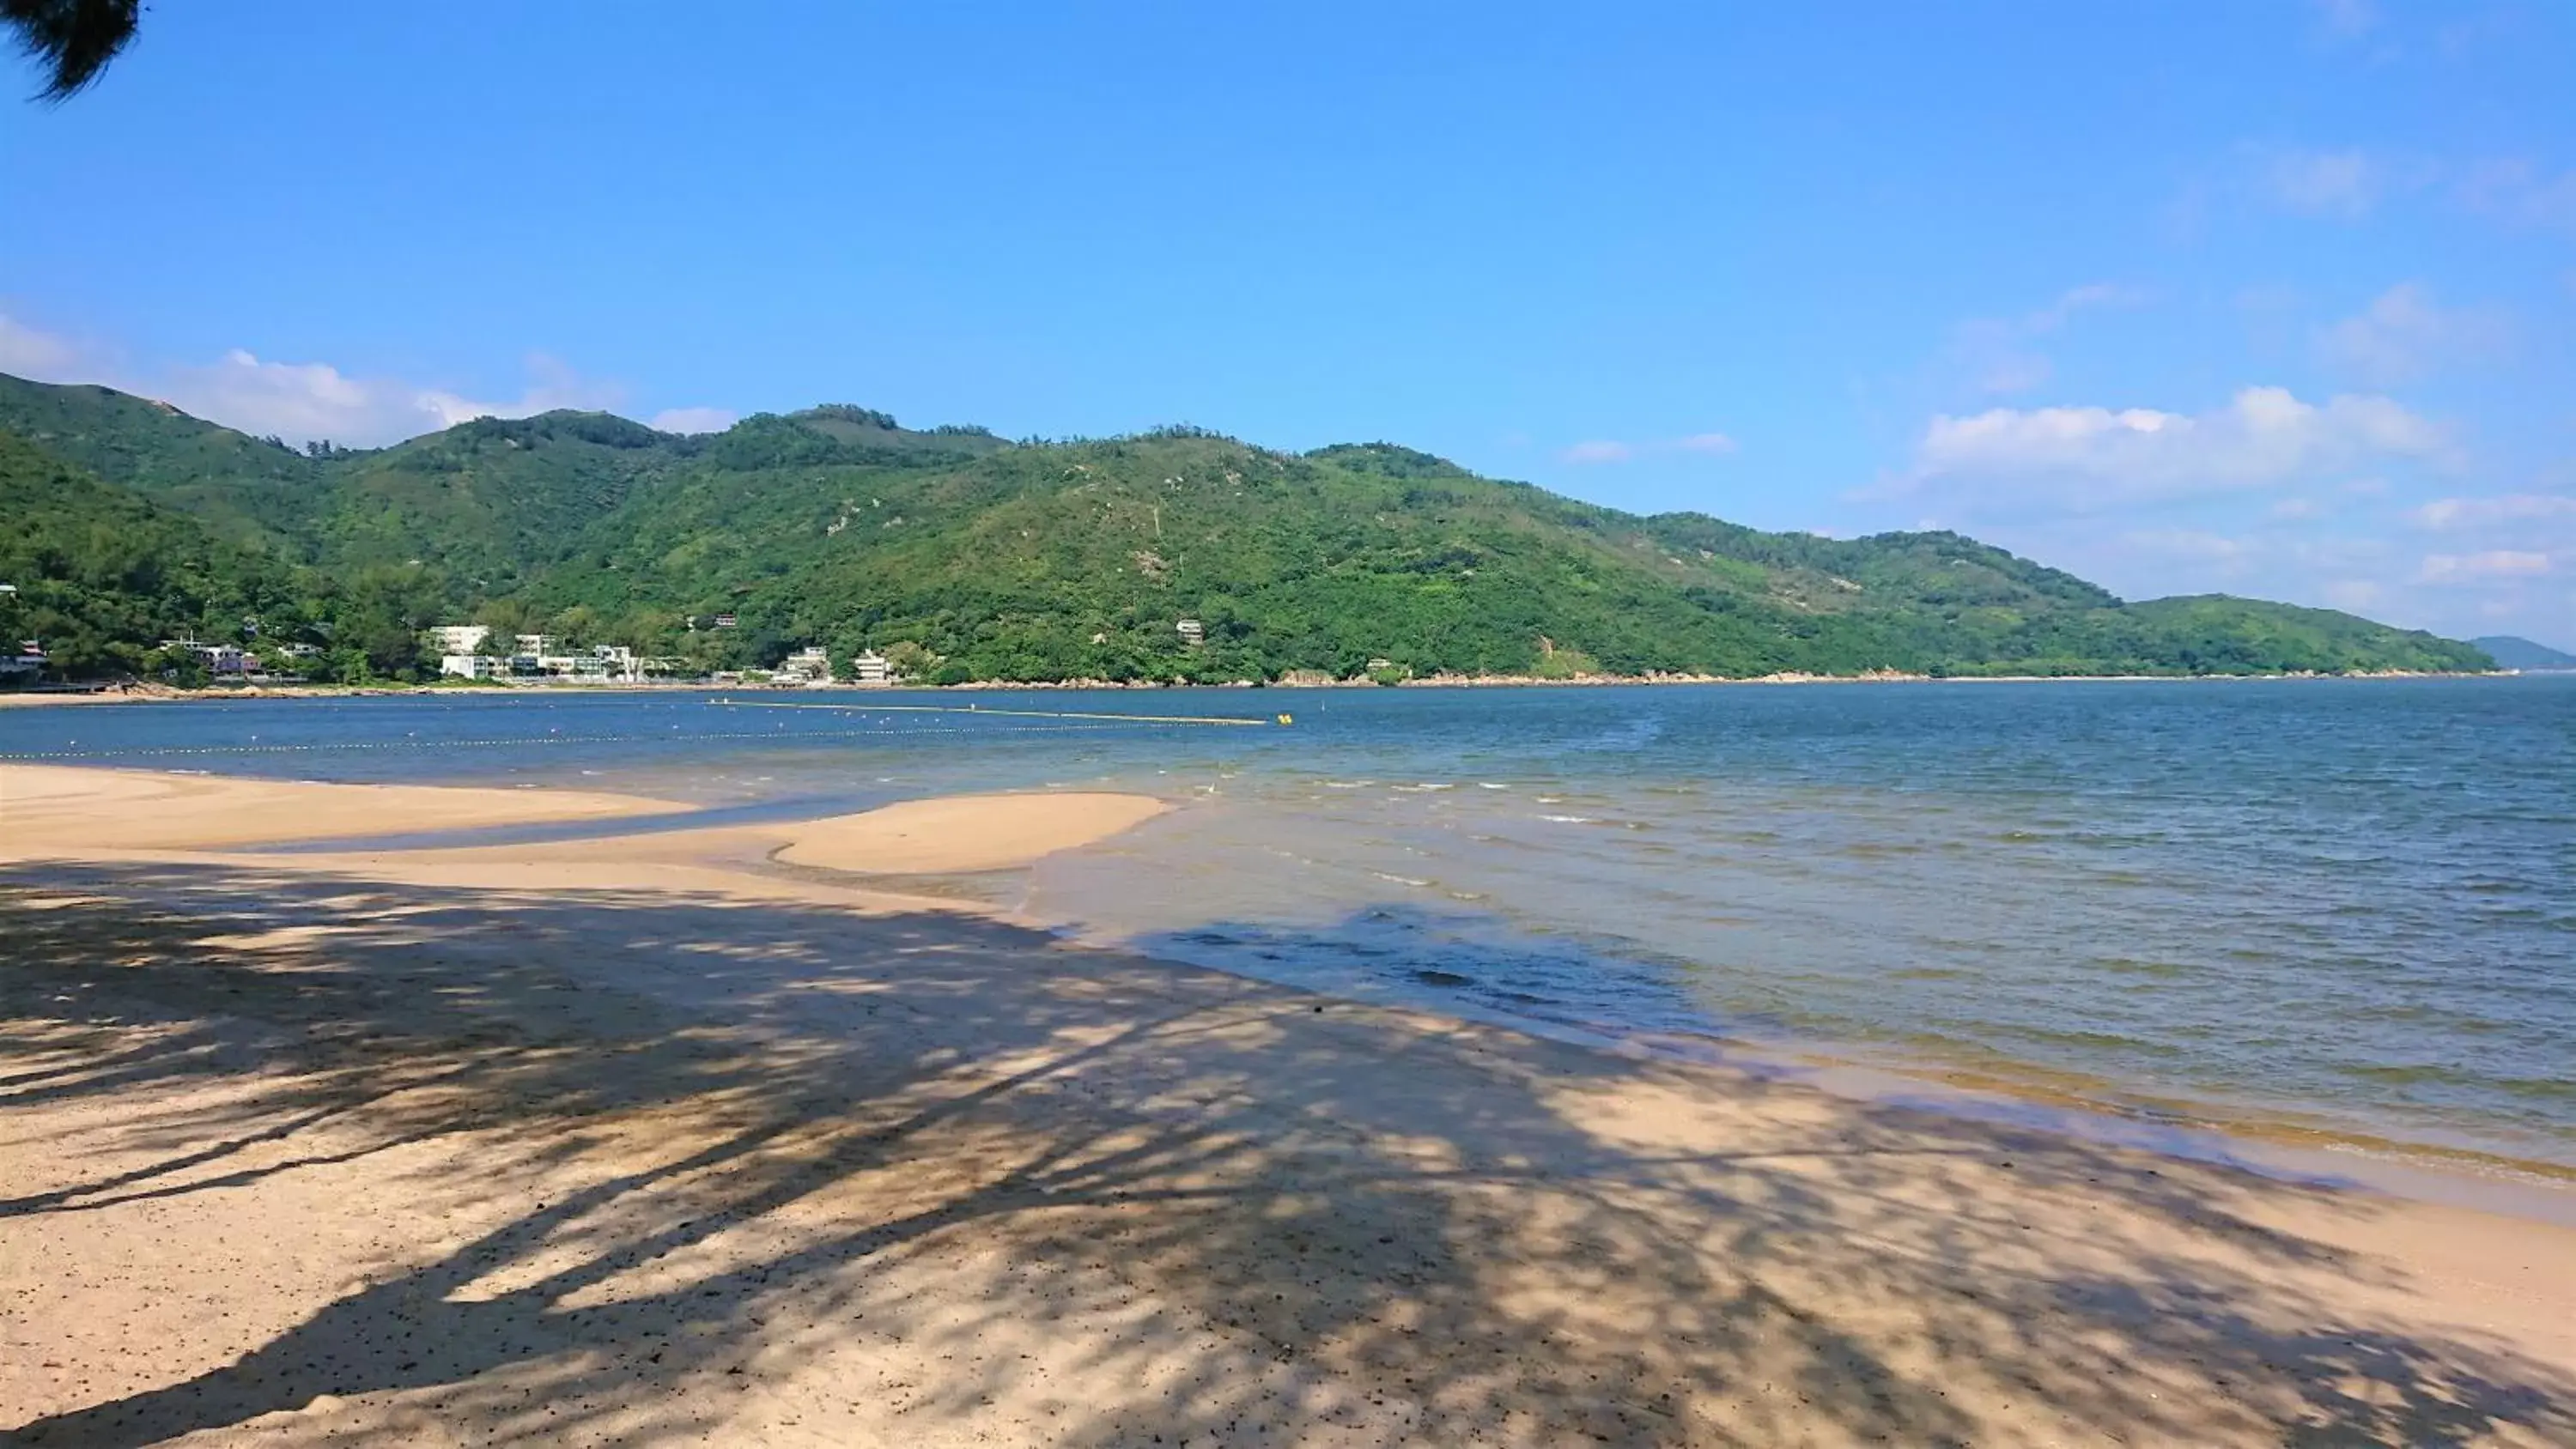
left=0, top=429, right=297, bottom=676
left=0, top=375, right=329, bottom=553
left=0, top=374, right=2496, bottom=682
left=2470, top=635, right=2576, bottom=670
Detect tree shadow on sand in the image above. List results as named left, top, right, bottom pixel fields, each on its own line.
left=1, top=863, right=2569, bottom=1447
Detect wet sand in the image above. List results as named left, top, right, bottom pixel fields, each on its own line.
left=2, top=765, right=2571, bottom=1446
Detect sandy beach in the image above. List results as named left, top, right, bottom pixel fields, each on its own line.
left=2, top=764, right=2571, bottom=1446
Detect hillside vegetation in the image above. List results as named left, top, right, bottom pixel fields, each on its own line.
left=0, top=427, right=458, bottom=682
left=2470, top=635, right=2576, bottom=670
left=0, top=374, right=2495, bottom=683
left=0, top=430, right=293, bottom=676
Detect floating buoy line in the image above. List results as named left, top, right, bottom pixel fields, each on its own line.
left=706, top=698, right=1291, bottom=727
left=0, top=718, right=1200, bottom=762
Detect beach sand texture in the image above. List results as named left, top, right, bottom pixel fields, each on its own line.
left=2, top=764, right=2571, bottom=1446
left=0, top=766, right=673, bottom=853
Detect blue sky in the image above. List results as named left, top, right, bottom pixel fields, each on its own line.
left=4, top=0, right=2573, bottom=645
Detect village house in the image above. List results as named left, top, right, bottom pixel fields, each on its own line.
left=440, top=654, right=504, bottom=680
left=161, top=639, right=249, bottom=676
left=428, top=624, right=490, bottom=655
left=773, top=646, right=832, bottom=683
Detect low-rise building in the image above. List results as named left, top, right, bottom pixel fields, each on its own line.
left=850, top=650, right=892, bottom=685
left=580, top=645, right=644, bottom=682
left=440, top=653, right=503, bottom=680
left=1176, top=619, right=1206, bottom=646
left=774, top=646, right=832, bottom=683
left=163, top=639, right=249, bottom=675
left=429, top=624, right=490, bottom=655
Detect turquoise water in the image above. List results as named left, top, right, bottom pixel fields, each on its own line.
left=5, top=678, right=2572, bottom=1173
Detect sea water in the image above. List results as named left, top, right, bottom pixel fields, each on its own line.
left=5, top=677, right=2570, bottom=1174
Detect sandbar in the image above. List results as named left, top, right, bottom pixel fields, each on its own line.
left=0, top=764, right=673, bottom=855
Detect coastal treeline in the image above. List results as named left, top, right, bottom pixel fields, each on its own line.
left=0, top=374, right=2495, bottom=684
left=0, top=430, right=438, bottom=683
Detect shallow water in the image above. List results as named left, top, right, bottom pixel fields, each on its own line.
left=6, top=677, right=2571, bottom=1173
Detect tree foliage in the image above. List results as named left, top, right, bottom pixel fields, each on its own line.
left=3, top=0, right=136, bottom=100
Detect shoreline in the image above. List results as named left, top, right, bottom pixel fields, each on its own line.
left=1064, top=914, right=2576, bottom=1221
left=5, top=764, right=2572, bottom=1444
left=0, top=665, right=2525, bottom=708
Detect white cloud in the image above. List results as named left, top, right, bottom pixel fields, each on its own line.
left=2121, top=528, right=2254, bottom=564
left=2312, top=0, right=2379, bottom=39
left=1944, top=282, right=2146, bottom=396
left=1969, top=353, right=2054, bottom=396
left=2410, top=494, right=2576, bottom=530
left=155, top=350, right=625, bottom=446
left=2417, top=550, right=2553, bottom=584
left=1560, top=440, right=1634, bottom=464
left=0, top=313, right=82, bottom=380
left=2252, top=147, right=2386, bottom=218
left=2231, top=147, right=2576, bottom=236
left=0, top=312, right=649, bottom=447
left=1903, top=386, right=2450, bottom=512
left=1559, top=433, right=1738, bottom=465
left=2315, top=283, right=2508, bottom=385
left=2458, top=158, right=2576, bottom=235
left=649, top=406, right=738, bottom=435
left=2027, top=282, right=2146, bottom=330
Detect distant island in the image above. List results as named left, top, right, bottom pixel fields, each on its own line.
left=2470, top=636, right=2576, bottom=671
left=0, top=373, right=2496, bottom=688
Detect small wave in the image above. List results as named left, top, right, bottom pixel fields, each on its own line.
left=1370, top=871, right=1435, bottom=888
left=1538, top=814, right=1598, bottom=824
left=2097, top=957, right=2191, bottom=979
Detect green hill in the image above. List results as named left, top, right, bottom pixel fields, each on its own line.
left=2471, top=635, right=2576, bottom=670
left=0, top=374, right=2498, bottom=684
left=0, top=429, right=305, bottom=677
left=0, top=373, right=329, bottom=555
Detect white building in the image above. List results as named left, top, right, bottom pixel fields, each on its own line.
left=513, top=634, right=562, bottom=658
left=163, top=639, right=248, bottom=675
left=582, top=645, right=644, bottom=682
left=850, top=650, right=892, bottom=685
left=428, top=624, right=490, bottom=655
left=774, top=646, right=832, bottom=683
left=440, top=654, right=503, bottom=680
